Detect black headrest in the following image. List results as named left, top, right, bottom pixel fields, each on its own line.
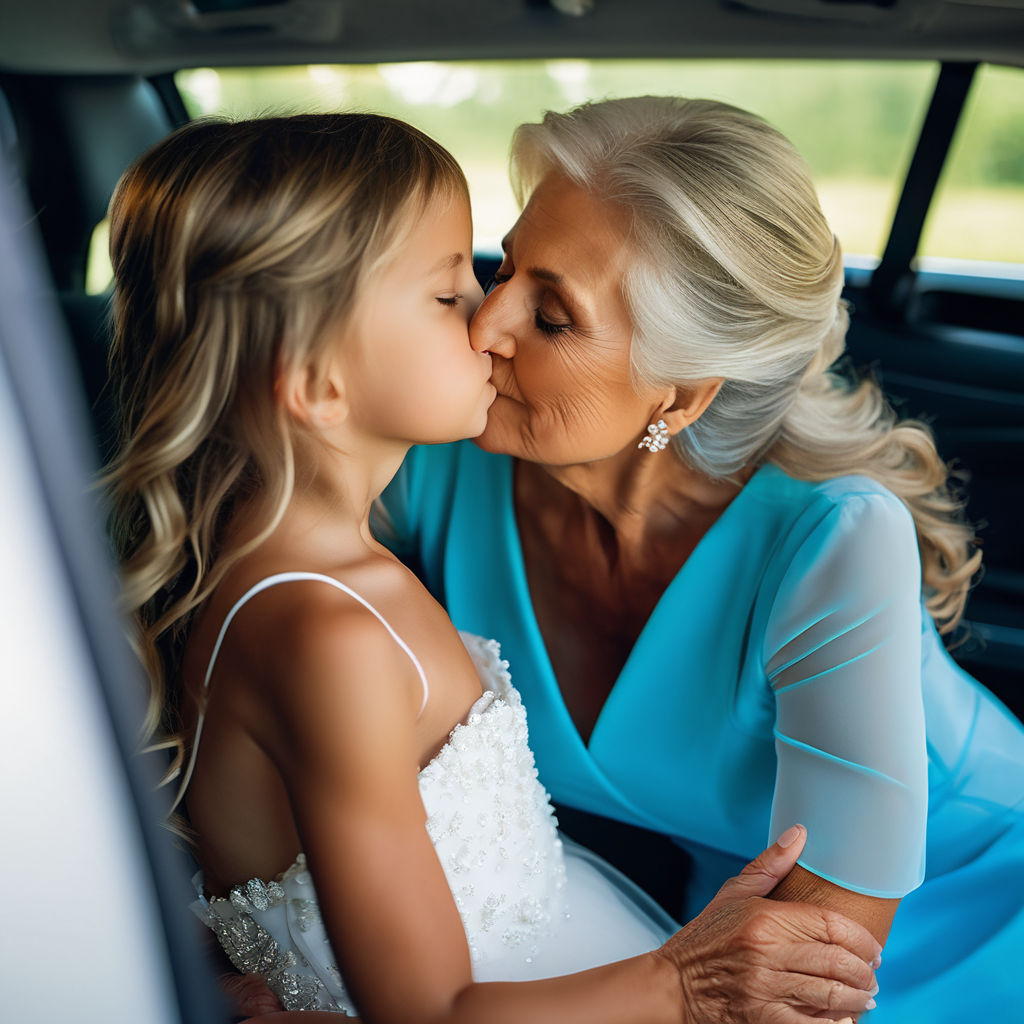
left=56, top=76, right=173, bottom=231
left=0, top=87, right=22, bottom=188
left=1, top=74, right=174, bottom=289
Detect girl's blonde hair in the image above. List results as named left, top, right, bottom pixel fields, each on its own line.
left=511, top=96, right=980, bottom=632
left=104, top=113, right=467, bottom=795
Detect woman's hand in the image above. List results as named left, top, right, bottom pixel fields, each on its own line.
left=656, top=825, right=880, bottom=1024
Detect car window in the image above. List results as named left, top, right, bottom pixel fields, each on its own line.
left=173, top=59, right=934, bottom=260
left=918, top=63, right=1024, bottom=272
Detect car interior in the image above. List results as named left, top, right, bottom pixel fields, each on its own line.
left=1, top=2, right=1021, bottom=1021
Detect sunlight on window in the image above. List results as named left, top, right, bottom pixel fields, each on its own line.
left=546, top=60, right=592, bottom=106
left=185, top=68, right=223, bottom=114
left=308, top=65, right=341, bottom=84
left=379, top=63, right=482, bottom=108
left=174, top=60, right=1021, bottom=266
left=305, top=65, right=349, bottom=108
left=86, top=218, right=112, bottom=296
left=920, top=64, right=1024, bottom=267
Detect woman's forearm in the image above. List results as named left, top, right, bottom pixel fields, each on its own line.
left=769, top=864, right=898, bottom=948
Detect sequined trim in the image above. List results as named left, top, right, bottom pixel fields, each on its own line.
left=204, top=902, right=326, bottom=1011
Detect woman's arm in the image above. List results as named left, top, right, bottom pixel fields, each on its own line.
left=769, top=866, right=895, bottom=955
left=251, top=606, right=879, bottom=1024
left=654, top=825, right=881, bottom=1024
left=763, top=491, right=930, bottom=953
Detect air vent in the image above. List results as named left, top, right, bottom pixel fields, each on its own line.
left=114, top=0, right=345, bottom=53
left=730, top=0, right=903, bottom=22
left=818, top=0, right=897, bottom=7
left=191, top=0, right=289, bottom=12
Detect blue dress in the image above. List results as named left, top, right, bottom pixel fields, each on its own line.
left=379, top=440, right=1024, bottom=1020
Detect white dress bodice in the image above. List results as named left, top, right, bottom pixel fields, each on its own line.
left=189, top=576, right=674, bottom=1015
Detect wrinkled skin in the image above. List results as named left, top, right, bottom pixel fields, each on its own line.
left=656, top=832, right=879, bottom=1024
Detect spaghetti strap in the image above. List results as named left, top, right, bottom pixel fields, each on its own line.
left=170, top=571, right=430, bottom=814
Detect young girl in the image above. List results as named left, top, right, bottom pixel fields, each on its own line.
left=104, top=113, right=881, bottom=1024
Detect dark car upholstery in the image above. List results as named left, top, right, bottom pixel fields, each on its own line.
left=0, top=73, right=176, bottom=460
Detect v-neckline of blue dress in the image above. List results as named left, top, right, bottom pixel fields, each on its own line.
left=501, top=457, right=775, bottom=758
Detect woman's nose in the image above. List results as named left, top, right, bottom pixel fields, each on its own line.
left=470, top=289, right=516, bottom=358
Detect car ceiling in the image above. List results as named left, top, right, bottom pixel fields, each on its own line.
left=1, top=0, right=1023, bottom=75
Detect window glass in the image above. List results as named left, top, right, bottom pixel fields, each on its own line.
left=175, top=60, right=933, bottom=259
left=919, top=64, right=1024, bottom=270
left=86, top=218, right=111, bottom=295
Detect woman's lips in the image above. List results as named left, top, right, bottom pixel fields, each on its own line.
left=488, top=370, right=519, bottom=403
left=489, top=386, right=518, bottom=404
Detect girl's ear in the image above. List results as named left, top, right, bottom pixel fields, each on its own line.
left=659, top=378, right=723, bottom=436
left=276, top=361, right=349, bottom=430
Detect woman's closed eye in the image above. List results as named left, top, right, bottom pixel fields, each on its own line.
left=483, top=266, right=572, bottom=336
left=484, top=271, right=510, bottom=296
left=436, top=294, right=463, bottom=307
left=534, top=308, right=572, bottom=337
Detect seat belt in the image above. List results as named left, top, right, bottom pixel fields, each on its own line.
left=868, top=61, right=977, bottom=320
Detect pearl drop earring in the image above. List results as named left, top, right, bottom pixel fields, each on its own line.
left=638, top=418, right=670, bottom=452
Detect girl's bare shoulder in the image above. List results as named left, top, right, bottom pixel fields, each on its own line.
left=184, top=555, right=425, bottom=721
left=238, top=558, right=421, bottom=688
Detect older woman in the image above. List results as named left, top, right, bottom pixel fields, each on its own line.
left=380, top=96, right=1024, bottom=1019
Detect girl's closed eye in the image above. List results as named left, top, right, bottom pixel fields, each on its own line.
left=436, top=294, right=463, bottom=307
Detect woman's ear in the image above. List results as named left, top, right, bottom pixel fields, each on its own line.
left=276, top=361, right=349, bottom=431
left=659, top=378, right=723, bottom=436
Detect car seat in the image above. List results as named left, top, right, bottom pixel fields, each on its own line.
left=0, top=73, right=175, bottom=461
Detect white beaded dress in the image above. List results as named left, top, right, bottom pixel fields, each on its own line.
left=186, top=573, right=676, bottom=1015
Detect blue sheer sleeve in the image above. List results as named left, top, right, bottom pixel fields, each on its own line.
left=764, top=487, right=929, bottom=898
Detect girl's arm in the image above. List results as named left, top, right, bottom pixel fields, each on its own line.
left=253, top=603, right=879, bottom=1024
left=235, top=828, right=877, bottom=1024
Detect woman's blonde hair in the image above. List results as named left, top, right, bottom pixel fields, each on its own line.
left=104, top=113, right=467, bottom=797
left=511, top=95, right=979, bottom=632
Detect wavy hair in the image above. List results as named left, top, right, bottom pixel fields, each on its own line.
left=511, top=96, right=980, bottom=633
left=103, top=113, right=467, bottom=799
